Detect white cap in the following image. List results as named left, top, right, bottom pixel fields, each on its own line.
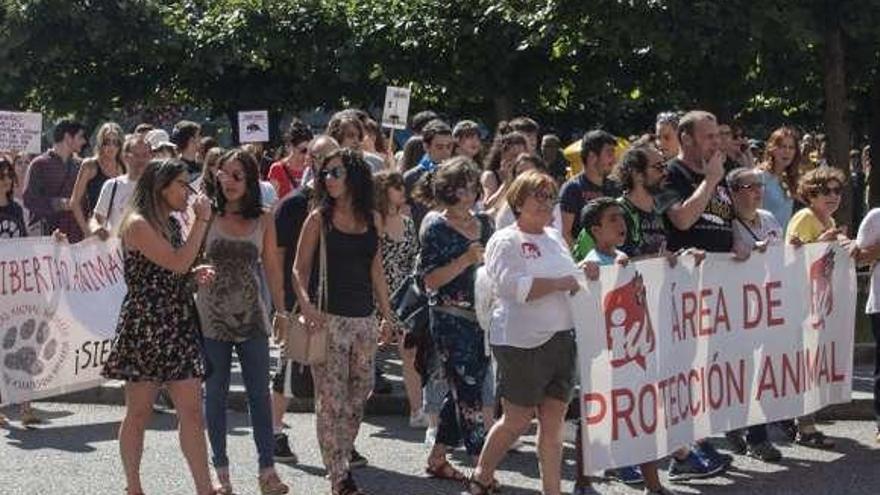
left=145, top=129, right=174, bottom=151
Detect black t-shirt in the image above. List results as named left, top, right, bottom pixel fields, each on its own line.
left=0, top=201, right=27, bottom=239
left=274, top=187, right=313, bottom=310
left=655, top=159, right=734, bottom=252
left=618, top=196, right=666, bottom=257
left=559, top=173, right=621, bottom=239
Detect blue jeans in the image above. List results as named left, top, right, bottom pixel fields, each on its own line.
left=204, top=336, right=275, bottom=469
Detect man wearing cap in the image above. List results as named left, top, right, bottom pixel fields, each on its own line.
left=145, top=129, right=177, bottom=159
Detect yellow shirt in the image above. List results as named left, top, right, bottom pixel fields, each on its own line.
left=786, top=208, right=834, bottom=243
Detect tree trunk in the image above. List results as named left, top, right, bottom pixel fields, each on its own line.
left=821, top=15, right=852, bottom=229
left=493, top=95, right=513, bottom=125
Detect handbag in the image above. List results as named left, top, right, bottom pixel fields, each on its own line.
left=281, top=227, right=329, bottom=365
left=391, top=273, right=430, bottom=338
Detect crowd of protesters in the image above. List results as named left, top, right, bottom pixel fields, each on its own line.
left=0, top=106, right=878, bottom=495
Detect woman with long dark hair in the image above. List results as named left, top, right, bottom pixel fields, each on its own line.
left=102, top=159, right=218, bottom=495
left=292, top=148, right=394, bottom=495
left=195, top=149, right=289, bottom=495
left=481, top=130, right=528, bottom=210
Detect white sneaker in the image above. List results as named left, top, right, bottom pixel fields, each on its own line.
left=424, top=425, right=438, bottom=447
left=409, top=410, right=429, bottom=428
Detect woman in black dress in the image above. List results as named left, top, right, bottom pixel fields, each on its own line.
left=102, top=159, right=219, bottom=495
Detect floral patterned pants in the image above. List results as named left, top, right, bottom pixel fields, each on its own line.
left=311, top=314, right=376, bottom=485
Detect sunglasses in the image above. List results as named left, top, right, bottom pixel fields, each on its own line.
left=816, top=185, right=842, bottom=196
left=732, top=182, right=763, bottom=192
left=217, top=170, right=245, bottom=182
left=321, top=166, right=346, bottom=180
left=530, top=190, right=559, bottom=204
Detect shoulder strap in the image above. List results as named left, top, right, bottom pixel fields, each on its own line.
left=106, top=179, right=119, bottom=222
left=318, top=221, right=328, bottom=312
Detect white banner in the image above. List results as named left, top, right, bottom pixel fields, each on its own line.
left=0, top=237, right=125, bottom=406
left=381, top=86, right=411, bottom=130
left=238, top=110, right=269, bottom=143
left=0, top=111, right=42, bottom=154
left=572, top=243, right=855, bottom=473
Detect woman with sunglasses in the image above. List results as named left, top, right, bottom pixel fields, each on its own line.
left=194, top=149, right=289, bottom=495
left=292, top=149, right=394, bottom=495
left=269, top=120, right=313, bottom=199
left=102, top=159, right=218, bottom=495
left=70, top=122, right=126, bottom=237
left=784, top=166, right=847, bottom=449
left=413, top=156, right=494, bottom=484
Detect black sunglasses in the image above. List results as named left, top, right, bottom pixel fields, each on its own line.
left=321, top=166, right=346, bottom=180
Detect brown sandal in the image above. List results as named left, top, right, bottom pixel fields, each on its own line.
left=425, top=459, right=467, bottom=482
left=464, top=474, right=493, bottom=495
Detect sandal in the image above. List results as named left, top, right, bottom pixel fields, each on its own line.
left=463, top=474, right=494, bottom=495
left=259, top=472, right=289, bottom=495
left=425, top=459, right=467, bottom=482
left=796, top=430, right=835, bottom=449
left=335, top=474, right=366, bottom=495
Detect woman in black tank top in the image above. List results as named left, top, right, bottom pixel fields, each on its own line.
left=291, top=148, right=393, bottom=495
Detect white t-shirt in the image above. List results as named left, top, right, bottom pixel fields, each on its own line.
left=93, top=174, right=137, bottom=233
left=484, top=224, right=579, bottom=348
left=260, top=180, right=277, bottom=209
left=857, top=208, right=880, bottom=314
left=731, top=209, right=783, bottom=258
left=494, top=202, right=563, bottom=231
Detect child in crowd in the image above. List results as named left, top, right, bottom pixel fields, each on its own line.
left=576, top=197, right=677, bottom=495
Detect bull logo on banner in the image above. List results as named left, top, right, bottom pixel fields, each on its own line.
left=809, top=246, right=835, bottom=330
left=603, top=272, right=656, bottom=370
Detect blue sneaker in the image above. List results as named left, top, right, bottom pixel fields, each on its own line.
left=694, top=441, right=734, bottom=466
left=668, top=451, right=725, bottom=482
left=606, top=465, right=644, bottom=485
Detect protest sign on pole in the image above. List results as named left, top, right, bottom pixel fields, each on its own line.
left=381, top=86, right=411, bottom=130
left=0, top=111, right=42, bottom=154
left=0, top=237, right=126, bottom=406
left=571, top=243, right=855, bottom=473
left=238, top=110, right=270, bottom=143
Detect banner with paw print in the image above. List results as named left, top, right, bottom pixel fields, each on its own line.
left=0, top=237, right=125, bottom=406
left=571, top=242, right=856, bottom=473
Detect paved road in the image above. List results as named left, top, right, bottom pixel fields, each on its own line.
left=1, top=403, right=878, bottom=495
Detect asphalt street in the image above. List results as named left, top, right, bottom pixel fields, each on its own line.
left=1, top=402, right=878, bottom=495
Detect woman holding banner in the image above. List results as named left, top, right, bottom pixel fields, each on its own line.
left=101, top=159, right=220, bottom=495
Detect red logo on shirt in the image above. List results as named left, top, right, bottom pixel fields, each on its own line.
left=521, top=242, right=541, bottom=259
left=603, top=272, right=656, bottom=370
left=809, top=246, right=835, bottom=330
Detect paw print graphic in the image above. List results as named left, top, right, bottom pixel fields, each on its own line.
left=2, top=319, right=57, bottom=376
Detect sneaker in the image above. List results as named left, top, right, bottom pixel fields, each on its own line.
left=409, top=410, right=429, bottom=428
left=667, top=451, right=725, bottom=482
left=273, top=433, right=298, bottom=463
left=644, top=486, right=680, bottom=495
left=694, top=441, right=733, bottom=467
left=724, top=431, right=748, bottom=455
left=373, top=370, right=393, bottom=394
left=350, top=449, right=368, bottom=468
left=746, top=440, right=782, bottom=462
left=606, top=465, right=644, bottom=485
left=424, top=425, right=438, bottom=447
